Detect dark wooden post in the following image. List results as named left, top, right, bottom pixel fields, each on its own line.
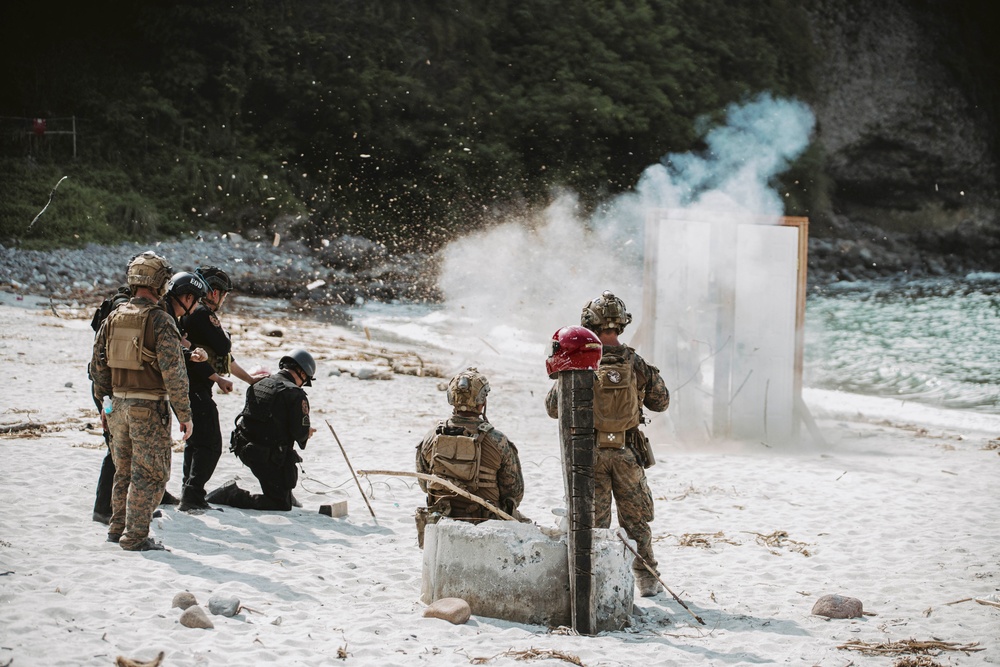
left=557, top=369, right=596, bottom=635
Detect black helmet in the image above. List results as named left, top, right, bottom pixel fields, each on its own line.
left=165, top=271, right=209, bottom=301
left=279, top=348, right=316, bottom=386
left=197, top=266, right=233, bottom=293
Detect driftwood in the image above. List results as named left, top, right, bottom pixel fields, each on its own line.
left=325, top=420, right=377, bottom=521
left=616, top=531, right=706, bottom=625
left=837, top=639, right=983, bottom=656
left=0, top=422, right=45, bottom=434
left=356, top=469, right=517, bottom=522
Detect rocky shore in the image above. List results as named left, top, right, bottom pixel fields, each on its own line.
left=0, top=233, right=441, bottom=319
left=1, top=223, right=997, bottom=310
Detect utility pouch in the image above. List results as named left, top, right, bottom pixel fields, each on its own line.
left=597, top=430, right=627, bottom=448
left=628, top=431, right=656, bottom=469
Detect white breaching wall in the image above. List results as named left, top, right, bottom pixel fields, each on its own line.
left=638, top=211, right=807, bottom=445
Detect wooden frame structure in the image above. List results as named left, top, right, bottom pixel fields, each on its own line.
left=638, top=210, right=813, bottom=443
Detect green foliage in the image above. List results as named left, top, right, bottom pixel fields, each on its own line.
left=1, top=0, right=838, bottom=249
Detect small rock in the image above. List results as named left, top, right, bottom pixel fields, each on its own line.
left=179, top=605, right=214, bottom=629
left=208, top=594, right=241, bottom=617
left=64, top=381, right=73, bottom=388
left=355, top=367, right=379, bottom=380
left=812, top=594, right=864, bottom=619
left=423, top=597, right=472, bottom=625
left=171, top=591, right=198, bottom=610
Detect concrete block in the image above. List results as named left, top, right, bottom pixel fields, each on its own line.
left=421, top=519, right=634, bottom=631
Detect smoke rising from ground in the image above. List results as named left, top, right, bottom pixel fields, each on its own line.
left=437, top=93, right=815, bottom=345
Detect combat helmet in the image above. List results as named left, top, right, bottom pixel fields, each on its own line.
left=165, top=271, right=209, bottom=301
left=279, top=348, right=316, bottom=386
left=126, top=251, right=172, bottom=296
left=581, top=290, right=632, bottom=334
left=198, top=266, right=233, bottom=293
left=447, top=367, right=490, bottom=412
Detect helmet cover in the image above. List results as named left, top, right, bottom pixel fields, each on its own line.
left=580, top=290, right=632, bottom=334
left=198, top=265, right=234, bottom=293
left=126, top=251, right=173, bottom=295
left=546, top=325, right=603, bottom=378
left=447, top=367, right=490, bottom=412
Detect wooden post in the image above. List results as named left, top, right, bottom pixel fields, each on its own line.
left=556, top=370, right=596, bottom=636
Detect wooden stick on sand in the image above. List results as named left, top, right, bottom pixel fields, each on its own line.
left=325, top=420, right=377, bottom=521
left=616, top=530, right=706, bottom=625
left=356, top=469, right=518, bottom=522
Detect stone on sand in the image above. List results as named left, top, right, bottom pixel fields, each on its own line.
left=179, top=605, right=215, bottom=629
left=812, top=594, right=863, bottom=619
left=423, top=597, right=472, bottom=625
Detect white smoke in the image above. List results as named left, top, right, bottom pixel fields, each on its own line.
left=437, top=93, right=816, bottom=343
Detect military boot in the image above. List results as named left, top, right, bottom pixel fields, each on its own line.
left=636, top=570, right=663, bottom=597
left=179, top=487, right=214, bottom=513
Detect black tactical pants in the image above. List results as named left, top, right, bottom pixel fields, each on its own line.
left=182, top=389, right=223, bottom=504
left=224, top=459, right=295, bottom=511
left=93, top=442, right=115, bottom=516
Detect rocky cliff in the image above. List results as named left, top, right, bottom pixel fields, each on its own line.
left=805, top=0, right=1000, bottom=281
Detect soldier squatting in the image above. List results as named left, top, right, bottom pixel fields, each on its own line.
left=90, top=256, right=669, bottom=598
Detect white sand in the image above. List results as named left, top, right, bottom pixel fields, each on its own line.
left=0, top=292, right=997, bottom=666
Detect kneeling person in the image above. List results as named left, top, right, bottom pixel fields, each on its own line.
left=206, top=349, right=316, bottom=511
left=414, top=367, right=524, bottom=546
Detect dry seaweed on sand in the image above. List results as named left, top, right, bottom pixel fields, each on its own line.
left=837, top=638, right=983, bottom=656
left=470, top=648, right=586, bottom=665
left=671, top=531, right=738, bottom=548
left=893, top=657, right=945, bottom=667
left=744, top=530, right=812, bottom=556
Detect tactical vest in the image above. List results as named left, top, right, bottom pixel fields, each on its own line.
left=106, top=301, right=159, bottom=371
left=593, top=348, right=642, bottom=447
left=236, top=373, right=297, bottom=453
left=427, top=421, right=501, bottom=518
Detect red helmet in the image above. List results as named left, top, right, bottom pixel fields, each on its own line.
left=546, top=326, right=603, bottom=378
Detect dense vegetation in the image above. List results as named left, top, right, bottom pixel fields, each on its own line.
left=0, top=0, right=993, bottom=251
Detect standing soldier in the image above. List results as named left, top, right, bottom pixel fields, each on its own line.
left=545, top=291, right=670, bottom=596
left=177, top=266, right=264, bottom=512
left=90, top=252, right=195, bottom=551
left=415, top=367, right=525, bottom=547
left=205, top=349, right=316, bottom=511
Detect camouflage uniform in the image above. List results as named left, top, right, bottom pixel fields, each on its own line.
left=415, top=414, right=524, bottom=531
left=545, top=344, right=669, bottom=577
left=91, top=296, right=192, bottom=550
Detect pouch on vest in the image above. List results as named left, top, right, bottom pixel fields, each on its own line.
left=593, top=352, right=640, bottom=445
left=429, top=433, right=481, bottom=492
left=105, top=304, right=157, bottom=371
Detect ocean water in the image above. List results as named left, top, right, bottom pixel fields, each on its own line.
left=804, top=274, right=1000, bottom=414
left=355, top=274, right=1000, bottom=417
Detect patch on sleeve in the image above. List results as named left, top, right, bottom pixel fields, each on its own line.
left=302, top=399, right=309, bottom=415
left=209, top=313, right=222, bottom=328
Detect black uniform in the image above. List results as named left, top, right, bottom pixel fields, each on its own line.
left=208, top=369, right=310, bottom=511
left=178, top=304, right=233, bottom=506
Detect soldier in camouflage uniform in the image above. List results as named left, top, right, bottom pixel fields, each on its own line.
left=90, top=252, right=195, bottom=552
left=415, top=368, right=525, bottom=547
left=545, top=291, right=670, bottom=596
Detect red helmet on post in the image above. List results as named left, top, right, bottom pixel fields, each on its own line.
left=546, top=325, right=603, bottom=379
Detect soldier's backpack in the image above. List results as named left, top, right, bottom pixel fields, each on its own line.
left=90, top=286, right=132, bottom=333
left=592, top=348, right=642, bottom=447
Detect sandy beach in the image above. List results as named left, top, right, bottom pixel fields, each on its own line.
left=0, top=292, right=997, bottom=667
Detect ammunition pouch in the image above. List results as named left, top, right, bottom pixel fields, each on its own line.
left=627, top=430, right=656, bottom=469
